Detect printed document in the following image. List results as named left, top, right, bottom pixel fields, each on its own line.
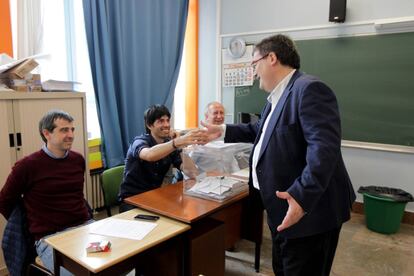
left=89, top=218, right=157, bottom=240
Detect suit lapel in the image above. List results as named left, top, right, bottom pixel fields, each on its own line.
left=258, top=71, right=301, bottom=161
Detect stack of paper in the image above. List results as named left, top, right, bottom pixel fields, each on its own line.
left=189, top=176, right=241, bottom=195
left=89, top=218, right=157, bottom=240
left=42, top=79, right=80, bottom=92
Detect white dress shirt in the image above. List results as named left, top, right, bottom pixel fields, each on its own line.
left=251, top=69, right=296, bottom=190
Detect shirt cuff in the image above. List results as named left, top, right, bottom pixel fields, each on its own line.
left=220, top=124, right=226, bottom=140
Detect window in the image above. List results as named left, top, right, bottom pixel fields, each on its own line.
left=10, top=0, right=194, bottom=138
left=10, top=0, right=100, bottom=139
left=173, top=45, right=186, bottom=130
left=71, top=1, right=100, bottom=139
left=173, top=0, right=198, bottom=130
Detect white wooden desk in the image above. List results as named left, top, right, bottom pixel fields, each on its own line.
left=45, top=209, right=190, bottom=275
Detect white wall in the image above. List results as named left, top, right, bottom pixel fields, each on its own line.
left=220, top=0, right=414, bottom=35
left=199, top=0, right=414, bottom=211
left=198, top=0, right=217, bottom=123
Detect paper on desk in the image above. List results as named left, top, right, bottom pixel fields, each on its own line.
left=89, top=218, right=157, bottom=240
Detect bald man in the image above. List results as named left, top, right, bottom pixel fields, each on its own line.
left=204, top=101, right=225, bottom=125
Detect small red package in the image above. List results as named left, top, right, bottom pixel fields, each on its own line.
left=86, top=240, right=111, bottom=253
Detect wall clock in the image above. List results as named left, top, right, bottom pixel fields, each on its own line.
left=227, top=37, right=246, bottom=58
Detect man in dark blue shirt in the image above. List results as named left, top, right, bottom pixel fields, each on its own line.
left=118, top=105, right=208, bottom=212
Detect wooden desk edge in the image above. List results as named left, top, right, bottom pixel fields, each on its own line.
left=45, top=209, right=190, bottom=273
left=123, top=200, right=193, bottom=224
left=125, top=189, right=248, bottom=224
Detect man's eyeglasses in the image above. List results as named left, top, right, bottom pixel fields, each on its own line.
left=251, top=53, right=269, bottom=69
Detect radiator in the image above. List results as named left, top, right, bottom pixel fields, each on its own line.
left=87, top=171, right=105, bottom=211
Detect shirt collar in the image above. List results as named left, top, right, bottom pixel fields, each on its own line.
left=267, top=69, right=296, bottom=106
left=42, top=144, right=69, bottom=159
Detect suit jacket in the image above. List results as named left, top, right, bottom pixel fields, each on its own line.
left=225, top=70, right=356, bottom=239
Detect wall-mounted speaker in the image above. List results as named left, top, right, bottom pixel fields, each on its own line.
left=329, top=0, right=347, bottom=23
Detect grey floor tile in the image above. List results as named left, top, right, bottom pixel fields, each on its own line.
left=225, top=213, right=414, bottom=276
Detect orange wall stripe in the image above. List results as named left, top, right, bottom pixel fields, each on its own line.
left=0, top=0, right=13, bottom=57
left=184, top=0, right=198, bottom=128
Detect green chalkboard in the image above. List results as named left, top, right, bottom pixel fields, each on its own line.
left=234, top=80, right=267, bottom=120
left=234, top=32, right=414, bottom=147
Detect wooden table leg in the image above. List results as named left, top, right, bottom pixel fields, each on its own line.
left=53, top=248, right=93, bottom=275
left=53, top=249, right=61, bottom=276
left=255, top=241, right=261, bottom=272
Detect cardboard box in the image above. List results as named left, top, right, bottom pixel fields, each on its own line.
left=5, top=58, right=38, bottom=78
left=31, top=74, right=41, bottom=81
left=11, top=85, right=29, bottom=92
left=0, top=72, right=21, bottom=80
left=0, top=75, right=8, bottom=85
left=30, top=86, right=42, bottom=92
left=9, top=79, right=26, bottom=86
left=86, top=240, right=111, bottom=253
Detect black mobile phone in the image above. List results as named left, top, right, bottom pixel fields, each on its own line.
left=134, top=214, right=160, bottom=221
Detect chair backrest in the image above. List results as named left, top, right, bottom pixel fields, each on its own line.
left=101, top=165, right=125, bottom=212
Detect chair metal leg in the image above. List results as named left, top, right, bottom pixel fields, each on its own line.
left=27, top=263, right=54, bottom=276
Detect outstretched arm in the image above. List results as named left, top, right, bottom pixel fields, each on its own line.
left=139, top=129, right=209, bottom=162
left=200, top=121, right=224, bottom=141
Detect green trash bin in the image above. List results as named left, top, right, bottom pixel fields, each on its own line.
left=363, top=193, right=406, bottom=234
left=358, top=186, right=413, bottom=234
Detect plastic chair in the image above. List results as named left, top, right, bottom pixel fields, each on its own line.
left=100, top=165, right=125, bottom=216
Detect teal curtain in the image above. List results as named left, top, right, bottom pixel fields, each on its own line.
left=83, top=0, right=189, bottom=167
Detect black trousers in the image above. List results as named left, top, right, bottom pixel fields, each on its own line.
left=271, top=226, right=342, bottom=276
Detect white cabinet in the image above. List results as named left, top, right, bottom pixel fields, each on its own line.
left=0, top=91, right=90, bottom=275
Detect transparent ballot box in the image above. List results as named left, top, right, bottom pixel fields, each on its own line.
left=182, top=141, right=252, bottom=201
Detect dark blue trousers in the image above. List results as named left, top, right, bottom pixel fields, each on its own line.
left=271, top=226, right=341, bottom=276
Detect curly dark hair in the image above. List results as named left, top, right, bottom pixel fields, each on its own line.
left=254, top=34, right=300, bottom=69
left=144, top=105, right=171, bottom=134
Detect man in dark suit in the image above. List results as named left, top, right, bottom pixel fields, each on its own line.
left=203, top=34, right=356, bottom=275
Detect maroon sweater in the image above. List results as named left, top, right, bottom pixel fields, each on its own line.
left=0, top=150, right=89, bottom=240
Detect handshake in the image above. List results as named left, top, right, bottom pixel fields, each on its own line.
left=169, top=122, right=224, bottom=149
